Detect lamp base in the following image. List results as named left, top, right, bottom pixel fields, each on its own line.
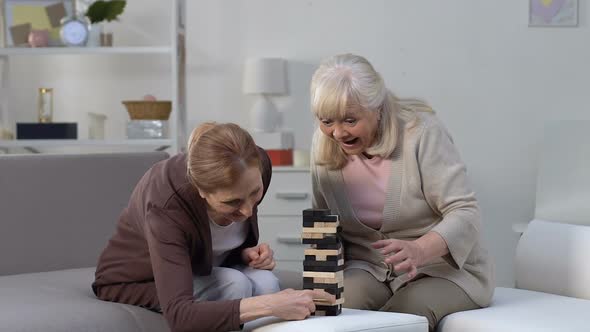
left=250, top=95, right=279, bottom=132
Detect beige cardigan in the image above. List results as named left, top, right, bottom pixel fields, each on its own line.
left=311, top=112, right=494, bottom=307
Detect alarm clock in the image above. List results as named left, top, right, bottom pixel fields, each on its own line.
left=60, top=16, right=90, bottom=46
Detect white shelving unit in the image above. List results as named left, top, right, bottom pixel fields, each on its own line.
left=0, top=46, right=172, bottom=56
left=0, top=0, right=186, bottom=154
left=0, top=139, right=173, bottom=153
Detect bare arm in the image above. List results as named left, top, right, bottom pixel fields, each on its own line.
left=239, top=289, right=335, bottom=323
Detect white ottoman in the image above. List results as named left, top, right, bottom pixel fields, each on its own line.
left=243, top=308, right=428, bottom=332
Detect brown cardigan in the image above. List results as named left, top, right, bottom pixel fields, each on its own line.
left=92, top=149, right=272, bottom=332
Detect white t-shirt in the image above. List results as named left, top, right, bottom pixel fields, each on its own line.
left=209, top=218, right=249, bottom=267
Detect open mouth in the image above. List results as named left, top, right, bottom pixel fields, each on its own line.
left=341, top=137, right=359, bottom=147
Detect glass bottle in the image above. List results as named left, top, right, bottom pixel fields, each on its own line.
left=38, top=88, right=53, bottom=123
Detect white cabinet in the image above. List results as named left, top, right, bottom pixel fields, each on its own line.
left=0, top=0, right=186, bottom=154
left=258, top=167, right=311, bottom=275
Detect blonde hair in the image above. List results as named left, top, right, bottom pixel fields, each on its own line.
left=310, top=53, right=432, bottom=169
left=187, top=122, right=261, bottom=193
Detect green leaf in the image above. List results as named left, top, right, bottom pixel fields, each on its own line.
left=85, top=1, right=126, bottom=24
left=104, top=1, right=126, bottom=22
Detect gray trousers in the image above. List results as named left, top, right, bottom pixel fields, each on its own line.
left=192, top=266, right=280, bottom=301
left=343, top=268, right=479, bottom=332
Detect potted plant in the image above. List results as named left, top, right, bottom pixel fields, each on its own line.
left=85, top=0, right=126, bottom=46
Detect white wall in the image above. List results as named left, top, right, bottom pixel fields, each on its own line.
left=185, top=0, right=590, bottom=287
left=6, top=0, right=590, bottom=287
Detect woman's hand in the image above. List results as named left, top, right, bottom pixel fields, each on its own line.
left=241, top=243, right=275, bottom=270
left=372, top=239, right=425, bottom=279
left=267, top=289, right=335, bottom=320
left=240, top=289, right=335, bottom=322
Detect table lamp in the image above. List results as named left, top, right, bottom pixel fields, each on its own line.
left=243, top=57, right=287, bottom=132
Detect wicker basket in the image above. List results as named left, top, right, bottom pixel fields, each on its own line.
left=122, top=101, right=172, bottom=120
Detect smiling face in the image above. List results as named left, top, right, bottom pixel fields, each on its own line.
left=198, top=165, right=263, bottom=226
left=318, top=106, right=380, bottom=156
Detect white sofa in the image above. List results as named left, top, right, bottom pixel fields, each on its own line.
left=438, top=219, right=590, bottom=332
left=0, top=152, right=427, bottom=332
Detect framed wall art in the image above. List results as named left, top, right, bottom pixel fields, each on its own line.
left=529, top=0, right=578, bottom=27
left=3, top=0, right=74, bottom=47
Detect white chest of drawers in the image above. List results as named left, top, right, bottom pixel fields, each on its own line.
left=257, top=167, right=311, bottom=276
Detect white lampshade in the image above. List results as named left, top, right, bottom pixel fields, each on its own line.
left=243, top=58, right=287, bottom=95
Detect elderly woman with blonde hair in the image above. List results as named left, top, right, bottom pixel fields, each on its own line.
left=309, top=53, right=494, bottom=331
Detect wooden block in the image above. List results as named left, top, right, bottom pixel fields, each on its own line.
left=303, top=265, right=344, bottom=272
left=303, top=216, right=316, bottom=227
left=318, top=215, right=339, bottom=222
left=316, top=304, right=342, bottom=311
left=313, top=242, right=342, bottom=250
left=302, top=237, right=339, bottom=245
left=303, top=215, right=340, bottom=227
left=303, top=286, right=344, bottom=298
left=302, top=227, right=339, bottom=234
left=302, top=233, right=338, bottom=240
left=303, top=280, right=344, bottom=288
left=312, top=304, right=342, bottom=316
left=304, top=247, right=342, bottom=256
left=305, top=253, right=343, bottom=262
left=302, top=221, right=340, bottom=228
left=301, top=233, right=324, bottom=239
left=314, top=297, right=345, bottom=305
left=313, top=276, right=343, bottom=283
left=324, top=287, right=344, bottom=298
left=303, top=259, right=344, bottom=267
left=317, top=222, right=340, bottom=228
left=303, top=209, right=331, bottom=217
left=303, top=270, right=344, bottom=279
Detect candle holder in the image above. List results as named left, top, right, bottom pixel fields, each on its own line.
left=38, top=88, right=53, bottom=123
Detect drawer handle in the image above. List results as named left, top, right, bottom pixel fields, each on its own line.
left=277, top=235, right=302, bottom=244
left=275, top=192, right=308, bottom=200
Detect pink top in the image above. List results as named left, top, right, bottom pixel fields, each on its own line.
left=342, top=154, right=392, bottom=229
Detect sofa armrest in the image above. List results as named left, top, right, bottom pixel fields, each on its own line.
left=515, top=219, right=590, bottom=300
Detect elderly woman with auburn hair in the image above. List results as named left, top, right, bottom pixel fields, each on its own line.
left=93, top=122, right=334, bottom=332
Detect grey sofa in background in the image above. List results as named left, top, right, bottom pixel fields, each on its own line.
left=0, top=152, right=170, bottom=332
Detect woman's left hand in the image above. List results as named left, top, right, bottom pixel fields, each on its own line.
left=372, top=239, right=425, bottom=279
left=241, top=243, right=276, bottom=270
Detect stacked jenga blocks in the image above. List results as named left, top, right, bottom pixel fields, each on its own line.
left=302, top=208, right=344, bottom=316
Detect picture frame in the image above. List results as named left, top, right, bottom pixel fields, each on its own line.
left=529, top=0, right=578, bottom=27
left=2, top=0, right=74, bottom=47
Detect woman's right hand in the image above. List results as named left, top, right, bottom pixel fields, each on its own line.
left=240, top=288, right=335, bottom=323
left=267, top=289, right=335, bottom=320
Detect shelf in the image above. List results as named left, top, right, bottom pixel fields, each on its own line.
left=0, top=46, right=173, bottom=56
left=0, top=139, right=173, bottom=151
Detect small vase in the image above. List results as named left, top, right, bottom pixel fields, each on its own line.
left=28, top=29, right=49, bottom=47
left=100, top=29, right=113, bottom=47
left=87, top=24, right=103, bottom=47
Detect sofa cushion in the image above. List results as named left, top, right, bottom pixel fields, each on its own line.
left=437, top=287, right=589, bottom=332
left=0, top=152, right=169, bottom=276
left=244, top=309, right=428, bottom=332
left=515, top=219, right=590, bottom=299
left=0, top=267, right=169, bottom=332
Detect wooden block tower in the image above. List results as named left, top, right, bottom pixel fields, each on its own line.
left=302, top=208, right=344, bottom=316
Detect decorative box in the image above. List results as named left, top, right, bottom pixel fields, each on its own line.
left=126, top=120, right=168, bottom=139
left=16, top=122, right=77, bottom=139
